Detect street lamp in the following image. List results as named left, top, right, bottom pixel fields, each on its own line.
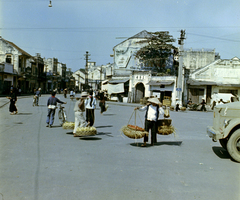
left=49, top=0, right=52, bottom=7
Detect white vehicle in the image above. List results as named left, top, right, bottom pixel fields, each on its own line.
left=207, top=101, right=240, bottom=162
left=210, top=93, right=238, bottom=109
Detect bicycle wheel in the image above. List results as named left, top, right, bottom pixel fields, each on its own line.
left=58, top=110, right=64, bottom=126
left=62, top=110, right=67, bottom=123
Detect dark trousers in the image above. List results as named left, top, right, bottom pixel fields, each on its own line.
left=144, top=120, right=158, bottom=144
left=9, top=99, right=17, bottom=112
left=46, top=108, right=56, bottom=125
left=86, top=109, right=95, bottom=126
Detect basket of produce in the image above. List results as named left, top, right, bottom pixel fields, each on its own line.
left=157, top=119, right=176, bottom=136
left=121, top=110, right=148, bottom=139
left=62, top=122, right=75, bottom=129
left=121, top=125, right=148, bottom=139
left=75, top=127, right=97, bottom=137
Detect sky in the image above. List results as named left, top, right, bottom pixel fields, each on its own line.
left=1, top=0, right=240, bottom=72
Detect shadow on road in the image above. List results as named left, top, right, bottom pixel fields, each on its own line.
left=95, top=125, right=113, bottom=128
left=79, top=137, right=102, bottom=141
left=97, top=132, right=113, bottom=137
left=130, top=141, right=182, bottom=148
left=17, top=113, right=32, bottom=115
left=212, top=146, right=231, bottom=160
left=101, top=114, right=116, bottom=116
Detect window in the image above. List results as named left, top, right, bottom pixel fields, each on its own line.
left=6, top=55, right=11, bottom=63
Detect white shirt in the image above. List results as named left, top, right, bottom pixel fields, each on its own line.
left=139, top=104, right=164, bottom=121
left=85, top=96, right=97, bottom=109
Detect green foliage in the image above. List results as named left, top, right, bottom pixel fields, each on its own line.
left=135, top=31, right=176, bottom=72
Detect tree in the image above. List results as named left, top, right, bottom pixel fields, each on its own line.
left=135, top=31, right=176, bottom=73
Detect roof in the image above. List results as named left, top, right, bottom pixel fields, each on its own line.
left=108, top=78, right=129, bottom=84
left=113, top=30, right=152, bottom=49
left=129, top=30, right=153, bottom=39
left=1, top=37, right=32, bottom=57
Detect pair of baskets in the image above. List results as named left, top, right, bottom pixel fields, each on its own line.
left=121, top=110, right=175, bottom=139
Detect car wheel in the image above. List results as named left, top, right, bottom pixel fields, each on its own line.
left=227, top=129, right=240, bottom=162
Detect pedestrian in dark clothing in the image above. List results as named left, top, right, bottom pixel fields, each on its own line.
left=46, top=91, right=66, bottom=127
left=99, top=92, right=106, bottom=114
left=64, top=89, right=67, bottom=98
left=7, top=89, right=18, bottom=115
left=200, top=99, right=207, bottom=112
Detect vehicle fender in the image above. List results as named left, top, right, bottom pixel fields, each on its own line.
left=223, top=118, right=240, bottom=138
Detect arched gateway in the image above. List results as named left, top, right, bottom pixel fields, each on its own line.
left=135, top=83, right=145, bottom=103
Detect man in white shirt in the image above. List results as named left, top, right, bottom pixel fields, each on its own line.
left=135, top=98, right=164, bottom=147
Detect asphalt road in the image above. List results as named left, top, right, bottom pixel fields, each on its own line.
left=0, top=95, right=239, bottom=200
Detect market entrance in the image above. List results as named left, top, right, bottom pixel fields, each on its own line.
left=135, top=83, right=145, bottom=103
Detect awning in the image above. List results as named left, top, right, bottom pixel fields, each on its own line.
left=102, top=80, right=109, bottom=85
left=103, top=83, right=124, bottom=94
left=187, top=79, right=217, bottom=86
left=147, top=80, right=174, bottom=85
left=108, top=78, right=129, bottom=84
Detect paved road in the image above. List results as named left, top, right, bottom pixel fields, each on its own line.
left=0, top=95, right=239, bottom=200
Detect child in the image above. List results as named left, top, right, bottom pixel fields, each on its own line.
left=135, top=98, right=164, bottom=147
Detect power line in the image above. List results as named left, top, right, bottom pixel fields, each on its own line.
left=187, top=32, right=240, bottom=43
left=1, top=26, right=240, bottom=30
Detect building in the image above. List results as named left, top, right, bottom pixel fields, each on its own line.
left=0, top=63, right=17, bottom=94
left=188, top=57, right=240, bottom=104
left=102, top=30, right=178, bottom=104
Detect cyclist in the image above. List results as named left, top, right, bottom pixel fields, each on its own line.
left=46, top=91, right=66, bottom=128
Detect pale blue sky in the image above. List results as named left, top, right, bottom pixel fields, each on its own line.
left=1, top=0, right=240, bottom=72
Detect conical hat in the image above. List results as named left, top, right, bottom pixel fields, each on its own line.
left=147, top=97, right=160, bottom=105
left=81, top=92, right=88, bottom=97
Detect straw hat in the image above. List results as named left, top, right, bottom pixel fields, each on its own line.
left=147, top=97, right=161, bottom=105
left=81, top=92, right=88, bottom=97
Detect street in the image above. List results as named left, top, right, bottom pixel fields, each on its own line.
left=0, top=95, right=239, bottom=200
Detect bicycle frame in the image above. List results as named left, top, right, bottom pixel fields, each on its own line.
left=58, top=104, right=67, bottom=126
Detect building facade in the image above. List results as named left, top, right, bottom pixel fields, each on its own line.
left=188, top=57, right=240, bottom=104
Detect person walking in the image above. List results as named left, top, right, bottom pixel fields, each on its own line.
left=85, top=90, right=96, bottom=127
left=73, top=92, right=89, bottom=137
left=99, top=92, right=106, bottom=115
left=135, top=97, right=164, bottom=147
left=35, top=88, right=41, bottom=106
left=200, top=99, right=207, bottom=112
left=46, top=91, right=66, bottom=128
left=64, top=88, right=67, bottom=98
left=6, top=88, right=18, bottom=115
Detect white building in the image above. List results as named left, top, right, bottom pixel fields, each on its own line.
left=188, top=57, right=240, bottom=104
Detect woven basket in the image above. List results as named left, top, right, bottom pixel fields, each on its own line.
left=75, top=127, right=97, bottom=136
left=181, top=107, right=186, bottom=111
left=121, top=125, right=148, bottom=139
left=158, top=125, right=175, bottom=135
left=62, top=122, right=75, bottom=129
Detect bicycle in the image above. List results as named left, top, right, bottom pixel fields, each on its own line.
left=57, top=104, right=67, bottom=126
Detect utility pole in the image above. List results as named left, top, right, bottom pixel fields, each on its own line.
left=176, top=30, right=186, bottom=106
left=84, top=51, right=90, bottom=88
